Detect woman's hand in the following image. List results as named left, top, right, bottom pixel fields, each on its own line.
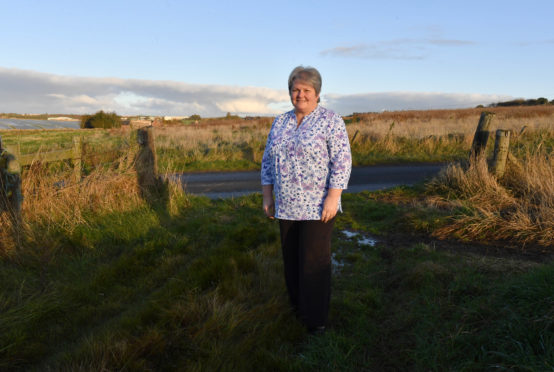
left=262, top=185, right=275, bottom=219
left=263, top=196, right=275, bottom=219
left=321, top=188, right=342, bottom=223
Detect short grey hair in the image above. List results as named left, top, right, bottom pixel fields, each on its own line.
left=288, top=66, right=322, bottom=99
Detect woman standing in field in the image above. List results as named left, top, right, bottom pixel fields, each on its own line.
left=261, top=66, right=352, bottom=333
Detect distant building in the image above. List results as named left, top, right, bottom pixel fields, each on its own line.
left=129, top=120, right=152, bottom=129
left=163, top=116, right=188, bottom=121
left=47, top=116, right=77, bottom=121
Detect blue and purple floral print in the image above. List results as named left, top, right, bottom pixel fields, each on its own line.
left=261, top=105, right=352, bottom=220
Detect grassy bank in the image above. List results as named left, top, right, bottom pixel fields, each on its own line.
left=426, top=152, right=554, bottom=247
left=1, top=166, right=553, bottom=370
left=1, top=106, right=553, bottom=370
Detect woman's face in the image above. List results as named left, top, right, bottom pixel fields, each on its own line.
left=290, top=81, right=319, bottom=114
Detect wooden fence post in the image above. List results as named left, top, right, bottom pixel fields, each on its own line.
left=126, top=130, right=139, bottom=169
left=136, top=127, right=161, bottom=198
left=491, top=130, right=511, bottom=178
left=0, top=135, right=23, bottom=228
left=350, top=129, right=359, bottom=145
left=470, top=111, right=495, bottom=158
left=72, top=136, right=82, bottom=183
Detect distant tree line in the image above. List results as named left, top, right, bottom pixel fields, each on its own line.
left=487, top=97, right=553, bottom=108
left=80, top=111, right=121, bottom=129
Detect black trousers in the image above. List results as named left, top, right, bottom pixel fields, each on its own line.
left=278, top=218, right=335, bottom=329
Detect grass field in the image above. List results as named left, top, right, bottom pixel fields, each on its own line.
left=0, top=106, right=553, bottom=370
left=1, top=184, right=552, bottom=370
left=2, top=105, right=553, bottom=173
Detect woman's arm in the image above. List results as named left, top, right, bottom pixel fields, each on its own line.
left=262, top=184, right=275, bottom=219
left=321, top=188, right=342, bottom=223
left=261, top=117, right=279, bottom=219
left=321, top=114, right=352, bottom=223
left=327, top=115, right=352, bottom=190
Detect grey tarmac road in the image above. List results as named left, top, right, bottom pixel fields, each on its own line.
left=171, top=163, right=447, bottom=199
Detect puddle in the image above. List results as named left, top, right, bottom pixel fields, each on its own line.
left=359, top=236, right=377, bottom=246
left=332, top=230, right=378, bottom=273
left=331, top=254, right=345, bottom=271
left=340, top=230, right=377, bottom=247
left=341, top=230, right=358, bottom=239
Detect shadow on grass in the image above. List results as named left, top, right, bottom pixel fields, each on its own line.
left=2, top=185, right=554, bottom=371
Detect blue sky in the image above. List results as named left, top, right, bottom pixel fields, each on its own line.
left=1, top=0, right=553, bottom=116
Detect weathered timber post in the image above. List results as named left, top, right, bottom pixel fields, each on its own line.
left=0, top=135, right=23, bottom=228
left=350, top=129, right=359, bottom=145
left=491, top=130, right=511, bottom=178
left=470, top=112, right=495, bottom=158
left=72, top=136, right=82, bottom=183
left=137, top=127, right=157, bottom=188
left=136, top=127, right=166, bottom=203
left=126, top=130, right=139, bottom=169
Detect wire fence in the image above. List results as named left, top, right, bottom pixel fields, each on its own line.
left=0, top=127, right=160, bottom=232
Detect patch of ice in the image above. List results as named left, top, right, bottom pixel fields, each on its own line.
left=334, top=230, right=378, bottom=274
left=342, top=230, right=359, bottom=239
left=331, top=253, right=344, bottom=274
left=358, top=237, right=377, bottom=247
left=341, top=230, right=377, bottom=247
left=331, top=253, right=344, bottom=268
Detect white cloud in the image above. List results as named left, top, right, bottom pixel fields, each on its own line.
left=0, top=67, right=513, bottom=117
left=323, top=91, right=513, bottom=115
left=320, top=38, right=475, bottom=60
left=321, top=43, right=426, bottom=60
left=216, top=98, right=275, bottom=114
left=0, top=67, right=289, bottom=116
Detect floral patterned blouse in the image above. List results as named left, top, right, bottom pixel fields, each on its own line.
left=261, top=105, right=352, bottom=220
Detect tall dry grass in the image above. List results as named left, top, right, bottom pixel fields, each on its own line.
left=154, top=123, right=268, bottom=156
left=0, top=152, right=187, bottom=256
left=427, top=150, right=554, bottom=247
left=2, top=106, right=552, bottom=250
left=154, top=123, right=270, bottom=170
left=153, top=106, right=554, bottom=169
left=347, top=105, right=554, bottom=138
